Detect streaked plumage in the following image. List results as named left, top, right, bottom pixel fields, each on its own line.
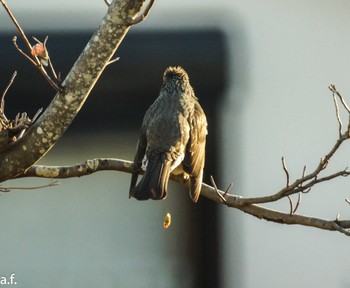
left=129, top=66, right=207, bottom=202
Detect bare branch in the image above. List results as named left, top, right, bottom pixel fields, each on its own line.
left=210, top=175, right=229, bottom=206
left=128, top=0, right=155, bottom=25
left=0, top=179, right=59, bottom=192
left=20, top=159, right=133, bottom=179
left=6, top=157, right=348, bottom=236
left=107, top=57, right=120, bottom=66
left=13, top=34, right=61, bottom=92
left=31, top=108, right=43, bottom=123
left=1, top=2, right=62, bottom=92
left=0, top=0, right=148, bottom=182
left=281, top=156, right=290, bottom=187
left=293, top=192, right=302, bottom=214
left=331, top=87, right=343, bottom=137
left=224, top=182, right=234, bottom=197
left=12, top=36, right=37, bottom=66
left=1, top=71, right=17, bottom=118
left=0, top=0, right=33, bottom=53
left=198, top=183, right=350, bottom=234
left=329, top=84, right=350, bottom=114
left=287, top=195, right=293, bottom=215
left=238, top=134, right=350, bottom=206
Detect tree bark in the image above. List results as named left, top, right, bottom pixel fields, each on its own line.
left=0, top=0, right=146, bottom=182
left=18, top=158, right=350, bottom=235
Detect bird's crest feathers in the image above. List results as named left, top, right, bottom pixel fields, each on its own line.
left=163, top=66, right=189, bottom=84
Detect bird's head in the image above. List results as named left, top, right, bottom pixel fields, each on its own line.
left=162, top=66, right=190, bottom=91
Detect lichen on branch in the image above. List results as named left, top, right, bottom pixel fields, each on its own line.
left=0, top=0, right=148, bottom=182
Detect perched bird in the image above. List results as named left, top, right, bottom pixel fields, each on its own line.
left=129, top=66, right=207, bottom=202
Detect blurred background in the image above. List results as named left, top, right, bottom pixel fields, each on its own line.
left=1, top=1, right=350, bottom=287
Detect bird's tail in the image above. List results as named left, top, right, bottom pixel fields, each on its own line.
left=130, top=155, right=171, bottom=200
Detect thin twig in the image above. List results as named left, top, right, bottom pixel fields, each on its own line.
left=331, top=88, right=343, bottom=138
left=128, top=0, right=155, bottom=25
left=107, top=57, right=120, bottom=66
left=297, top=165, right=312, bottom=194
left=1, top=71, right=17, bottom=117
left=12, top=36, right=37, bottom=66
left=332, top=221, right=350, bottom=236
left=297, top=165, right=305, bottom=189
left=48, top=59, right=58, bottom=80
left=336, top=213, right=340, bottom=222
left=223, top=182, right=233, bottom=197
left=31, top=108, right=43, bottom=122
left=0, top=179, right=59, bottom=192
left=238, top=99, right=350, bottom=206
left=293, top=192, right=302, bottom=214
left=287, top=195, right=293, bottom=215
left=2, top=2, right=62, bottom=92
left=297, top=165, right=317, bottom=194
left=329, top=84, right=350, bottom=113
left=210, top=175, right=229, bottom=206
left=0, top=0, right=33, bottom=54
left=281, top=156, right=290, bottom=187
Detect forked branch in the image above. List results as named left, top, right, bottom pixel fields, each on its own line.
left=0, top=0, right=148, bottom=182
left=11, top=155, right=350, bottom=236
left=128, top=0, right=156, bottom=25
left=1, top=0, right=61, bottom=92
left=0, top=72, right=43, bottom=151
left=12, top=84, right=350, bottom=236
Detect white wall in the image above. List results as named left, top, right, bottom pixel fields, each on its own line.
left=219, top=2, right=350, bottom=288
left=2, top=1, right=350, bottom=287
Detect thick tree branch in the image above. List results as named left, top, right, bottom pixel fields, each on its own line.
left=13, top=83, right=350, bottom=236
left=200, top=183, right=350, bottom=236
left=0, top=0, right=147, bottom=182
left=21, top=159, right=134, bottom=178
left=14, top=157, right=350, bottom=236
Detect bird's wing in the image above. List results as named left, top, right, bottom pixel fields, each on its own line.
left=183, top=101, right=207, bottom=181
left=132, top=101, right=159, bottom=170
left=129, top=109, right=150, bottom=195
left=184, top=101, right=207, bottom=173
left=183, top=101, right=207, bottom=202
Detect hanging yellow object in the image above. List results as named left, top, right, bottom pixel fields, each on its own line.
left=163, top=212, right=171, bottom=229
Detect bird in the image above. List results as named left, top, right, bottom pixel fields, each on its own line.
left=129, top=66, right=207, bottom=203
